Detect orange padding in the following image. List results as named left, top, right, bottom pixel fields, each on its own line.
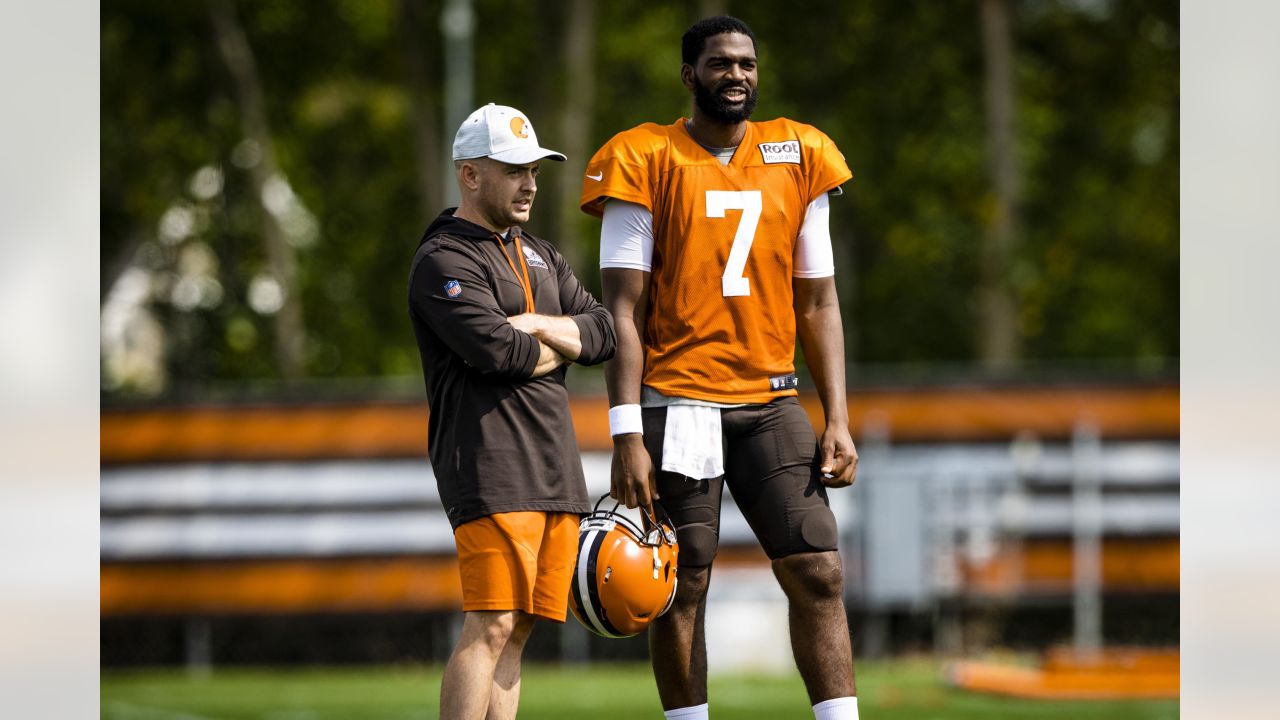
left=100, top=558, right=463, bottom=615
left=961, top=538, right=1180, bottom=594
left=947, top=648, right=1179, bottom=699
left=101, top=386, right=1179, bottom=463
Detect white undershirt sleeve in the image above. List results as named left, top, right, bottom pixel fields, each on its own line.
left=793, top=192, right=835, bottom=278
left=599, top=199, right=654, bottom=271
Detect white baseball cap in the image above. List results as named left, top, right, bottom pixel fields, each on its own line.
left=452, top=103, right=566, bottom=164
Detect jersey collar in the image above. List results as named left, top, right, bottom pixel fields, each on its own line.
left=675, top=118, right=754, bottom=171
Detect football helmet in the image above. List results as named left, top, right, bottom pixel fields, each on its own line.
left=570, top=495, right=679, bottom=638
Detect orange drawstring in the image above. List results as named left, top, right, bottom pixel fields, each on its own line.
left=496, top=230, right=535, bottom=314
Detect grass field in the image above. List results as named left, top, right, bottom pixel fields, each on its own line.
left=102, top=659, right=1178, bottom=719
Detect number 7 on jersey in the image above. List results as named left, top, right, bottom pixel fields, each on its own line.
left=706, top=190, right=762, bottom=297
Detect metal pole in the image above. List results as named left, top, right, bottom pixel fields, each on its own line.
left=843, top=411, right=888, bottom=605
left=857, top=412, right=889, bottom=658
left=184, top=616, right=212, bottom=677
left=440, top=0, right=474, bottom=208
left=1071, top=420, right=1103, bottom=660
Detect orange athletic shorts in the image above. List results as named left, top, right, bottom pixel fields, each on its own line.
left=453, top=511, right=579, bottom=622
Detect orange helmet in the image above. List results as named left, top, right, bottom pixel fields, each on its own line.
left=570, top=496, right=679, bottom=638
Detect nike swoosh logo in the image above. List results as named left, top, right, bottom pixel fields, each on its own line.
left=586, top=172, right=603, bottom=181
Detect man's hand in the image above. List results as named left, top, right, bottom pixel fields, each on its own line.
left=818, top=423, right=859, bottom=488
left=507, top=313, right=544, bottom=336
left=530, top=342, right=569, bottom=377
left=508, top=312, right=582, bottom=360
left=611, top=434, right=658, bottom=514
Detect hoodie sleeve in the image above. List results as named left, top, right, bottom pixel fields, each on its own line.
left=550, top=245, right=616, bottom=366
left=409, top=243, right=540, bottom=379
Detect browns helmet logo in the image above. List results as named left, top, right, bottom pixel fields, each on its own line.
left=510, top=116, right=529, bottom=139
left=570, top=495, right=678, bottom=638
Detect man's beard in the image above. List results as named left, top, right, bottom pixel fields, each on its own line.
left=693, top=77, right=758, bottom=124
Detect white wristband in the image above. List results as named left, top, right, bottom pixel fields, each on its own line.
left=608, top=404, right=643, bottom=436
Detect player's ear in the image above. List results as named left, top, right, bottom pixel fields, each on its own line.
left=680, top=63, right=696, bottom=93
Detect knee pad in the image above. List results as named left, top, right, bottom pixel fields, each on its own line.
left=675, top=525, right=720, bottom=568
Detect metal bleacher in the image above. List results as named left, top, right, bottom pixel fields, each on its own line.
left=100, top=384, right=1179, bottom=664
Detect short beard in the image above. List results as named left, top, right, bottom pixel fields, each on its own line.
left=693, top=77, right=758, bottom=124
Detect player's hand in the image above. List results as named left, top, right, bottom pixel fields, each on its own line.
left=611, top=433, right=658, bottom=514
left=818, top=424, right=858, bottom=488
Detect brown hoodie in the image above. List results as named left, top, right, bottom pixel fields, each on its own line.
left=408, top=209, right=615, bottom=528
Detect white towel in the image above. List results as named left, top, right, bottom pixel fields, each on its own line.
left=661, top=404, right=723, bottom=479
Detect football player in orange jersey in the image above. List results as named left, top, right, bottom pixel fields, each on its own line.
left=580, top=15, right=861, bottom=720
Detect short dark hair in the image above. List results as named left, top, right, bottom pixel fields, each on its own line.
left=681, top=15, right=757, bottom=66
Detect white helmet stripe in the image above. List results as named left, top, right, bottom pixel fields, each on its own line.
left=575, top=528, right=625, bottom=638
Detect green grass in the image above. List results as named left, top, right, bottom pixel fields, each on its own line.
left=102, top=659, right=1179, bottom=719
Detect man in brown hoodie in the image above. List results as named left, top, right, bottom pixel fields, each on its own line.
left=408, top=103, right=615, bottom=719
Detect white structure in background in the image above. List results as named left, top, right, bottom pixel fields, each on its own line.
left=705, top=567, right=793, bottom=674
left=101, top=436, right=1179, bottom=670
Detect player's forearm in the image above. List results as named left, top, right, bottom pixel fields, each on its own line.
left=604, top=316, right=646, bottom=406
left=796, top=290, right=849, bottom=428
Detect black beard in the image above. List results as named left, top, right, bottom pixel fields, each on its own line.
left=693, top=78, right=758, bottom=124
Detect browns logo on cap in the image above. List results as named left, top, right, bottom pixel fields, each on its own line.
left=451, top=103, right=566, bottom=164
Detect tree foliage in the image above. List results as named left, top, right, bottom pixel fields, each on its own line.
left=101, top=0, right=1178, bottom=397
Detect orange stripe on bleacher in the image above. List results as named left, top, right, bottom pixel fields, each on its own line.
left=100, top=558, right=463, bottom=615
left=101, top=386, right=1178, bottom=464
left=961, top=538, right=1180, bottom=594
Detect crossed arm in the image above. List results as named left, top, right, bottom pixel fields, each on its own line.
left=508, top=245, right=618, bottom=376
left=509, top=313, right=581, bottom=377
left=411, top=238, right=614, bottom=380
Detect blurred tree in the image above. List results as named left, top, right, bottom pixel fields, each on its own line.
left=1015, top=0, right=1179, bottom=365
left=554, top=0, right=597, bottom=276
left=979, top=0, right=1021, bottom=369
left=208, top=0, right=306, bottom=381
left=399, top=0, right=444, bottom=224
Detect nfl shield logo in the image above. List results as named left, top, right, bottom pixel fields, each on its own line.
left=444, top=279, right=462, bottom=298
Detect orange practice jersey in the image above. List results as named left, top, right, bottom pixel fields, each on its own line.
left=581, top=118, right=852, bottom=404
